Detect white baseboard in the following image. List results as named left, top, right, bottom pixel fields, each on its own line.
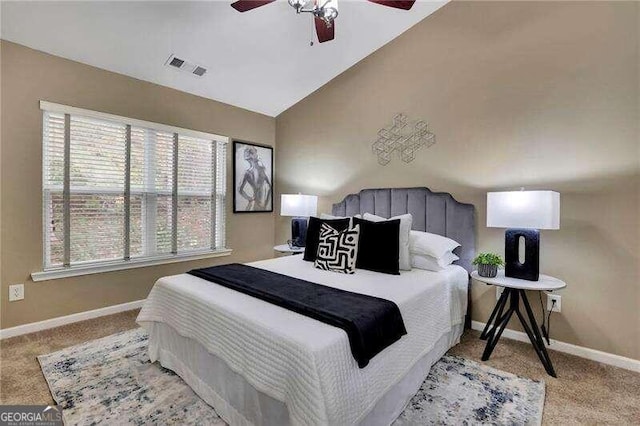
left=0, top=299, right=145, bottom=340
left=471, top=320, right=640, bottom=373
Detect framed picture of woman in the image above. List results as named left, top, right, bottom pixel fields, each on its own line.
left=233, top=140, right=273, bottom=213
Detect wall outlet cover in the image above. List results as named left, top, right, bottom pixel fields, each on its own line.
left=547, top=293, right=561, bottom=312
left=9, top=284, right=24, bottom=301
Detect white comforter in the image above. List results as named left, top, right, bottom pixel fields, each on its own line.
left=137, top=256, right=468, bottom=426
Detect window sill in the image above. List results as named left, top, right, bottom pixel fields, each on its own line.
left=31, top=249, right=233, bottom=282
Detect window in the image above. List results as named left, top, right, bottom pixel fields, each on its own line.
left=38, top=102, right=228, bottom=279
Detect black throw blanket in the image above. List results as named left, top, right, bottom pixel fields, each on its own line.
left=188, top=264, right=407, bottom=368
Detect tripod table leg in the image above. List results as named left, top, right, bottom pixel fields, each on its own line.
left=519, top=290, right=557, bottom=377
left=482, top=289, right=517, bottom=361
left=480, top=287, right=509, bottom=341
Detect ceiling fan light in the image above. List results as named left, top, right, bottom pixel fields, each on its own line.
left=322, top=7, right=338, bottom=22
left=288, top=0, right=307, bottom=11
left=321, top=0, right=339, bottom=21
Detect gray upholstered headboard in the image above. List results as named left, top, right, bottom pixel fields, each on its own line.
left=332, top=187, right=476, bottom=274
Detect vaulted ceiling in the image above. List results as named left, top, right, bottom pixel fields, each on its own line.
left=1, top=0, right=446, bottom=116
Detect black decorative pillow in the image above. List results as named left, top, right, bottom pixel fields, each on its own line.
left=352, top=217, right=401, bottom=275
left=314, top=224, right=360, bottom=274
left=303, top=217, right=351, bottom=262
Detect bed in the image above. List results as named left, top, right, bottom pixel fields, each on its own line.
left=137, top=187, right=475, bottom=426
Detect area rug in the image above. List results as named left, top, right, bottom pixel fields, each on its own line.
left=38, top=328, right=545, bottom=425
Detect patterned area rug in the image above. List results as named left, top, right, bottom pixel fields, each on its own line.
left=38, top=328, right=545, bottom=425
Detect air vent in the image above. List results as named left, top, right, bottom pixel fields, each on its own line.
left=193, top=66, right=207, bottom=77
left=165, top=54, right=207, bottom=77
left=169, top=57, right=185, bottom=68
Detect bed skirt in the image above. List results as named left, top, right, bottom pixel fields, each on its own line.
left=146, top=321, right=465, bottom=426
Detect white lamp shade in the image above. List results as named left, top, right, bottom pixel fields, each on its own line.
left=487, top=191, right=560, bottom=230
left=280, top=194, right=318, bottom=217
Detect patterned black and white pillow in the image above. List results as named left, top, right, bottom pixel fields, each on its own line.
left=314, top=223, right=360, bottom=274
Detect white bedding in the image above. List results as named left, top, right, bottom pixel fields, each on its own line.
left=137, top=256, right=468, bottom=426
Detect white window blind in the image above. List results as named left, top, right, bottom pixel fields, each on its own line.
left=42, top=103, right=228, bottom=272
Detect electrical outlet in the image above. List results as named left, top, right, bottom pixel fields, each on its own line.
left=496, top=286, right=505, bottom=301
left=9, top=284, right=24, bottom=302
left=546, top=293, right=561, bottom=312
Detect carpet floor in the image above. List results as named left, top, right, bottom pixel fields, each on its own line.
left=1, top=309, right=639, bottom=424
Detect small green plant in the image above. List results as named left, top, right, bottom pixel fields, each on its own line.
left=472, top=252, right=504, bottom=266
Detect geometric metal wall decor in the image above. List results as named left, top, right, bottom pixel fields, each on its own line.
left=371, top=113, right=436, bottom=165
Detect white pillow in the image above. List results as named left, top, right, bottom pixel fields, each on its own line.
left=411, top=251, right=459, bottom=272
left=363, top=212, right=412, bottom=271
left=409, top=230, right=460, bottom=259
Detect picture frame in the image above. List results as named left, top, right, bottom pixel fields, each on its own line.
left=233, top=140, right=274, bottom=213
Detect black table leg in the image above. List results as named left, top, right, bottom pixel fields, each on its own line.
left=519, top=289, right=557, bottom=377
left=482, top=289, right=517, bottom=361
left=480, top=287, right=509, bottom=340
left=480, top=288, right=558, bottom=377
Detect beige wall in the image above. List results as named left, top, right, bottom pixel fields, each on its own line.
left=0, top=41, right=276, bottom=328
left=276, top=2, right=640, bottom=359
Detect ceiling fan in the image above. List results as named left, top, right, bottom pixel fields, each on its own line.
left=230, top=0, right=416, bottom=44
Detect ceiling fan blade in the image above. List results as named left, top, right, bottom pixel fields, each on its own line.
left=366, top=0, right=416, bottom=10
left=230, top=0, right=276, bottom=12
left=315, top=17, right=335, bottom=43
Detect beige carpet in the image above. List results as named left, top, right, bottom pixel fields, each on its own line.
left=1, top=310, right=639, bottom=424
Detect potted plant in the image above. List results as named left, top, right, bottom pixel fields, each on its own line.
left=473, top=253, right=504, bottom=278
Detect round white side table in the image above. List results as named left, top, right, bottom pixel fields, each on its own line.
left=273, top=244, right=305, bottom=255
left=471, top=270, right=566, bottom=377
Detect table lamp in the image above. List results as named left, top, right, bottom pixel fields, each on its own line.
left=487, top=190, right=560, bottom=281
left=281, top=194, right=318, bottom=248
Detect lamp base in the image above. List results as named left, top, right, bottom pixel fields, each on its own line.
left=290, top=217, right=308, bottom=248
left=504, top=228, right=540, bottom=281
